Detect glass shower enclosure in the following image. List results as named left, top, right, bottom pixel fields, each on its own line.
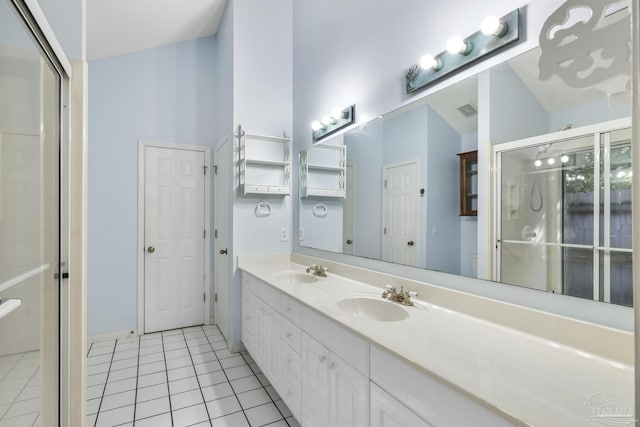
left=495, top=119, right=632, bottom=306
left=0, top=0, right=67, bottom=424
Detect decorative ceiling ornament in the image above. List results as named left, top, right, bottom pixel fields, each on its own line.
left=538, top=0, right=630, bottom=98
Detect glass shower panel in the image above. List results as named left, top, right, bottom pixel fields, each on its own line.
left=0, top=0, right=61, bottom=424
left=499, top=135, right=594, bottom=292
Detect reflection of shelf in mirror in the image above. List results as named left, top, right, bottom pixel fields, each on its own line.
left=244, top=184, right=290, bottom=195
left=308, top=164, right=344, bottom=171
left=305, top=187, right=346, bottom=198
left=245, top=159, right=289, bottom=166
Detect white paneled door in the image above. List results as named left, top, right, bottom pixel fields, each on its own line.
left=382, top=160, right=419, bottom=267
left=144, top=146, right=206, bottom=333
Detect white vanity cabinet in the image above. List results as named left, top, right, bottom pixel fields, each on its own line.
left=370, top=383, right=432, bottom=427
left=301, top=334, right=369, bottom=427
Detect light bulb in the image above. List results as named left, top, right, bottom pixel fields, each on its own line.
left=446, top=36, right=472, bottom=55
left=419, top=54, right=443, bottom=71
left=629, top=171, right=633, bottom=177
left=534, top=159, right=542, bottom=167
left=311, top=121, right=322, bottom=131
left=321, top=115, right=332, bottom=126
left=617, top=171, right=625, bottom=178
left=331, top=108, right=342, bottom=120
left=547, top=158, right=555, bottom=165
left=481, top=16, right=507, bottom=37
left=561, top=155, right=569, bottom=163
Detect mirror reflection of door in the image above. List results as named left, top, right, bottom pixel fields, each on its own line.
left=343, top=164, right=356, bottom=254
left=382, top=160, right=419, bottom=267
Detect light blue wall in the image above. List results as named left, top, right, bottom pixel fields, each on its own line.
left=489, top=64, right=548, bottom=144
left=425, top=105, right=461, bottom=274
left=37, top=0, right=85, bottom=59
left=548, top=98, right=631, bottom=132
left=345, top=119, right=384, bottom=260
left=87, top=37, right=216, bottom=336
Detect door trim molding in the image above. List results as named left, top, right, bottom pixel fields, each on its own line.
left=137, top=140, right=211, bottom=335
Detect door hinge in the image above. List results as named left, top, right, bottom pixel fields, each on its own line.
left=214, top=293, right=218, bottom=303
left=384, top=227, right=387, bottom=235
left=384, top=180, right=387, bottom=188
left=203, top=165, right=208, bottom=175
left=214, top=229, right=218, bottom=239
left=214, top=165, right=218, bottom=175
left=203, top=230, right=206, bottom=239
left=203, top=293, right=206, bottom=302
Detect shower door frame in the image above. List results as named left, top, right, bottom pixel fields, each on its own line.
left=493, top=117, right=631, bottom=303
left=8, top=0, right=73, bottom=425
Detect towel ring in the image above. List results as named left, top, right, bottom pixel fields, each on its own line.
left=313, top=203, right=328, bottom=217
left=255, top=200, right=272, bottom=217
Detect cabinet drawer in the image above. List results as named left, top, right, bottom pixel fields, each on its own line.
left=280, top=293, right=302, bottom=323
left=281, top=345, right=301, bottom=383
left=280, top=317, right=302, bottom=354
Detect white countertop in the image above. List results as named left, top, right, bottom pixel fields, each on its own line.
left=238, top=255, right=634, bottom=427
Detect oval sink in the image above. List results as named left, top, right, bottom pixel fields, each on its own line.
left=275, top=272, right=319, bottom=284
left=336, top=297, right=409, bottom=322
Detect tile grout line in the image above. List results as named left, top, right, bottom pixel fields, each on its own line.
left=93, top=339, right=118, bottom=427
left=238, top=351, right=293, bottom=427
left=180, top=327, right=213, bottom=427
left=1, top=354, right=41, bottom=421
left=131, top=335, right=142, bottom=423
left=201, top=326, right=254, bottom=426
left=160, top=331, right=175, bottom=427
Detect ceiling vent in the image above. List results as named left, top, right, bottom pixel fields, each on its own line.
left=457, top=103, right=478, bottom=118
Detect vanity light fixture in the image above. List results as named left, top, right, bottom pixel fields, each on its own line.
left=311, top=105, right=356, bottom=141
left=446, top=36, right=472, bottom=55
left=481, top=15, right=508, bottom=37
left=419, top=54, right=443, bottom=71
left=405, top=8, right=520, bottom=94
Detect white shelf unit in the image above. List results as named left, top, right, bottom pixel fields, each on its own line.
left=239, top=127, right=291, bottom=195
left=300, top=144, right=346, bottom=198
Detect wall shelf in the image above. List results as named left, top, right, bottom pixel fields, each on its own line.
left=300, top=144, right=346, bottom=198
left=458, top=150, right=478, bottom=216
left=238, top=126, right=291, bottom=196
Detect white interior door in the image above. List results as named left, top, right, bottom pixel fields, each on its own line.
left=382, top=160, right=419, bottom=266
left=343, top=164, right=355, bottom=254
left=214, top=137, right=231, bottom=341
left=144, top=146, right=206, bottom=333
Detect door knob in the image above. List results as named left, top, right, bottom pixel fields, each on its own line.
left=407, top=241, right=414, bottom=246
left=147, top=246, right=155, bottom=253
left=220, top=249, right=228, bottom=255
left=346, top=239, right=353, bottom=245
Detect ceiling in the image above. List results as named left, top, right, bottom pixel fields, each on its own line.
left=87, top=0, right=227, bottom=61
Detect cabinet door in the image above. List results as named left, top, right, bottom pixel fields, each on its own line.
left=263, top=303, right=281, bottom=384
left=302, top=334, right=331, bottom=427
left=330, top=354, right=369, bottom=427
left=241, top=289, right=257, bottom=355
left=370, top=383, right=432, bottom=427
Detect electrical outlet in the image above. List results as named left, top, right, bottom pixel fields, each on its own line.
left=298, top=227, right=305, bottom=241
left=280, top=227, right=288, bottom=242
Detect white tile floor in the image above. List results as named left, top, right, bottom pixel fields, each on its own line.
left=87, top=325, right=299, bottom=427
left=0, top=351, right=41, bottom=427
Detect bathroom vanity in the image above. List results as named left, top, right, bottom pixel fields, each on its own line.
left=238, top=254, right=633, bottom=427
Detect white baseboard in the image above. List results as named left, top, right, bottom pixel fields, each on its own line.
left=88, top=329, right=138, bottom=344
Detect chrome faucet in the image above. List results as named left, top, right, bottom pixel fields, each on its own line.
left=306, top=264, right=328, bottom=277
left=382, top=285, right=417, bottom=306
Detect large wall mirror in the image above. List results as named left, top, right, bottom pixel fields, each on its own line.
left=298, top=4, right=633, bottom=307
